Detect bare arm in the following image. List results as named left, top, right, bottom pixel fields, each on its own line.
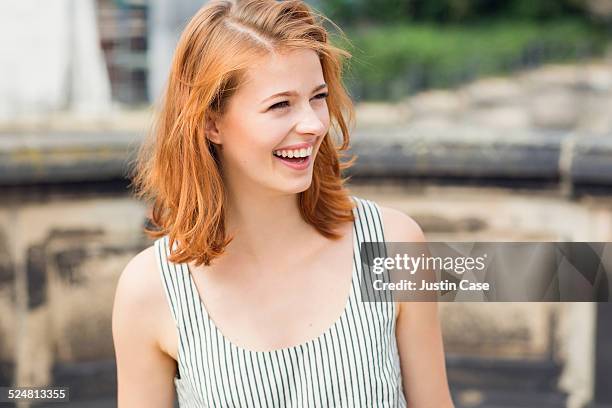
left=381, top=206, right=455, bottom=408
left=112, top=247, right=177, bottom=408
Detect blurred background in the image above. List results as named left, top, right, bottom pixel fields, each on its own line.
left=0, top=0, right=611, bottom=407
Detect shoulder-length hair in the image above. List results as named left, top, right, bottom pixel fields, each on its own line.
left=133, top=0, right=356, bottom=266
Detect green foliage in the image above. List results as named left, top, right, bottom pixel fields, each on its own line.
left=320, top=0, right=592, bottom=24
left=335, top=20, right=608, bottom=101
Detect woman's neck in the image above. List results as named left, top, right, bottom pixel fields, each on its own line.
left=224, top=187, right=315, bottom=264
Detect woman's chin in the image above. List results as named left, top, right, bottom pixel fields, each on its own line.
left=275, top=178, right=313, bottom=195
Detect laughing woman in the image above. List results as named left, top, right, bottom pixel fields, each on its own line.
left=112, top=0, right=454, bottom=406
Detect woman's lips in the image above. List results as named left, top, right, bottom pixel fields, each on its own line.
left=273, top=141, right=314, bottom=151
left=273, top=154, right=311, bottom=170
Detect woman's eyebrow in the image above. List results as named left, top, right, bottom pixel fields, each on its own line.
left=261, top=83, right=327, bottom=103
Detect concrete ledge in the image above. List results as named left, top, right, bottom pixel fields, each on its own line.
left=447, top=354, right=562, bottom=392
left=0, top=127, right=611, bottom=189
left=349, top=126, right=565, bottom=180
left=0, top=131, right=141, bottom=185
left=572, top=136, right=612, bottom=185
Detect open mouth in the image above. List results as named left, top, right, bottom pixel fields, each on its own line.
left=272, top=146, right=313, bottom=164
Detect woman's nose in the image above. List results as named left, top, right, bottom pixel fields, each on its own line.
left=295, top=103, right=328, bottom=136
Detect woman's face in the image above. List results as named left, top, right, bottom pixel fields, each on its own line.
left=208, top=48, right=330, bottom=196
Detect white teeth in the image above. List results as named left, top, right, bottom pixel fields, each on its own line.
left=273, top=146, right=313, bottom=158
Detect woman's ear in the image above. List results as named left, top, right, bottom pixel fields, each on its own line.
left=205, top=111, right=223, bottom=145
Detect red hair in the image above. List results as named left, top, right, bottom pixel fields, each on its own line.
left=133, top=0, right=356, bottom=266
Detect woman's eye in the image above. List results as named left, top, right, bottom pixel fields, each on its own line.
left=270, top=101, right=290, bottom=110
left=269, top=92, right=328, bottom=110
left=314, top=92, right=329, bottom=100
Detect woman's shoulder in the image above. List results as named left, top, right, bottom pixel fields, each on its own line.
left=115, top=245, right=161, bottom=304
left=351, top=195, right=426, bottom=243
left=112, top=245, right=180, bottom=392
left=379, top=205, right=426, bottom=243
left=112, top=244, right=172, bottom=342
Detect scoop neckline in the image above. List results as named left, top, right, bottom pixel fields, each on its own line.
left=180, top=221, right=357, bottom=354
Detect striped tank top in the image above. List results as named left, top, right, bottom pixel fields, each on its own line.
left=155, top=196, right=407, bottom=407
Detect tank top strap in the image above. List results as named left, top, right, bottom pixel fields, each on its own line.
left=154, top=235, right=209, bottom=387
left=351, top=196, right=387, bottom=245
left=154, top=235, right=197, bottom=330
left=351, top=196, right=392, bottom=303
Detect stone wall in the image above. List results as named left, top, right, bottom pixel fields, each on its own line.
left=0, top=193, right=148, bottom=397
left=0, top=181, right=610, bottom=406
